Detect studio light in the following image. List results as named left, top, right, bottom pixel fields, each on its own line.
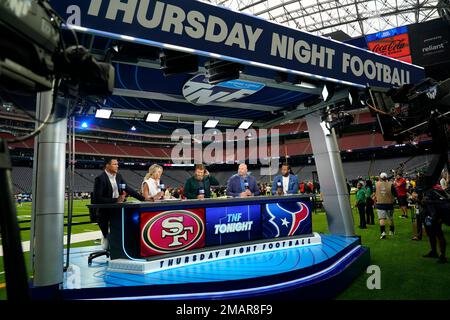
left=238, top=121, right=253, bottom=129
left=295, top=81, right=318, bottom=90
left=348, top=88, right=365, bottom=107
left=326, top=112, right=354, bottom=137
left=204, top=119, right=219, bottom=128
left=112, top=44, right=120, bottom=53
left=205, top=59, right=244, bottom=85
left=321, top=83, right=335, bottom=102
left=160, top=49, right=198, bottom=76
left=293, top=75, right=318, bottom=90
left=275, top=71, right=288, bottom=83
left=95, top=108, right=113, bottom=119
left=145, top=113, right=162, bottom=122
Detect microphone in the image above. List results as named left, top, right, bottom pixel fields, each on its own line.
left=118, top=183, right=126, bottom=195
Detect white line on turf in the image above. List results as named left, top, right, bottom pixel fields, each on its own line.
left=0, top=231, right=102, bottom=256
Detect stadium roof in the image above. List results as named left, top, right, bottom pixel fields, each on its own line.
left=206, top=0, right=445, bottom=37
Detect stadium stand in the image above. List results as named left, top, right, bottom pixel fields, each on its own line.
left=10, top=153, right=441, bottom=194
left=11, top=166, right=33, bottom=193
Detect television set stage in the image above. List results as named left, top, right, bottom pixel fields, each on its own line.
left=60, top=195, right=369, bottom=300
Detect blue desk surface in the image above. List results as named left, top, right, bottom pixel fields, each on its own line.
left=63, top=234, right=359, bottom=289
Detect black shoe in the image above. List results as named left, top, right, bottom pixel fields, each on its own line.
left=437, top=255, right=448, bottom=264
left=423, top=251, right=439, bottom=258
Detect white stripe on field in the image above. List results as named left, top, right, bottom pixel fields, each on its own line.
left=0, top=231, right=102, bottom=256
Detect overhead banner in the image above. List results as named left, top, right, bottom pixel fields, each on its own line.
left=50, top=0, right=424, bottom=88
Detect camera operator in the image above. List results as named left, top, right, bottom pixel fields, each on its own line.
left=421, top=184, right=449, bottom=263
left=410, top=190, right=424, bottom=241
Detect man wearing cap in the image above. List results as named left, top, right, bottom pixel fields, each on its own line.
left=373, top=172, right=398, bottom=239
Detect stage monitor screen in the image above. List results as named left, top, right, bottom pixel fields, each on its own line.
left=205, top=205, right=261, bottom=246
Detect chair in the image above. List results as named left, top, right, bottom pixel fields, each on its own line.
left=87, top=192, right=110, bottom=265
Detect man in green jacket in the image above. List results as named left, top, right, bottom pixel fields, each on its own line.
left=355, top=182, right=367, bottom=229
left=184, top=164, right=220, bottom=199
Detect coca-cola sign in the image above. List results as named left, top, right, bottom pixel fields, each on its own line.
left=368, top=33, right=411, bottom=63
left=371, top=39, right=407, bottom=55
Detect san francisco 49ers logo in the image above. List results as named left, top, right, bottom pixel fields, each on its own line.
left=140, top=210, right=205, bottom=256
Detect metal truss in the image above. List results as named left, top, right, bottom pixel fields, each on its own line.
left=205, top=0, right=446, bottom=37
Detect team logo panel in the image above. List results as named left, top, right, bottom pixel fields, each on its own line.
left=262, top=201, right=312, bottom=239
left=140, top=209, right=205, bottom=257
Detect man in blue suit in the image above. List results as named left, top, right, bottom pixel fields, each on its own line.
left=226, top=163, right=260, bottom=197
left=272, top=164, right=299, bottom=195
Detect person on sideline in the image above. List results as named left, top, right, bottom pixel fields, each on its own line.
left=373, top=172, right=397, bottom=239
left=355, top=182, right=367, bottom=229
left=365, top=179, right=375, bottom=225
left=395, top=173, right=409, bottom=219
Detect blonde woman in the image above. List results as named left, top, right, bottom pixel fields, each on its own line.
left=142, top=164, right=165, bottom=200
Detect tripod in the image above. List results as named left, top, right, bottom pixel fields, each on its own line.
left=0, top=138, right=30, bottom=299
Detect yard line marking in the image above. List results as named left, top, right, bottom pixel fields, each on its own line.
left=0, top=231, right=102, bottom=256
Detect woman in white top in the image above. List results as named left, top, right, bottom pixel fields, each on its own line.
left=142, top=164, right=165, bottom=200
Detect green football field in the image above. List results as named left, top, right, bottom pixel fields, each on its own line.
left=1, top=197, right=449, bottom=300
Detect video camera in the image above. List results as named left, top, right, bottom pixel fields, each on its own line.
left=368, top=77, right=449, bottom=194
left=0, top=0, right=114, bottom=96
left=368, top=77, right=450, bottom=142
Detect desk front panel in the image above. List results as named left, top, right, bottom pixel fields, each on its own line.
left=110, top=196, right=313, bottom=260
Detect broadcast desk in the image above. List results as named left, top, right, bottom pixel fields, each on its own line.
left=88, top=195, right=315, bottom=267
left=65, top=195, right=369, bottom=300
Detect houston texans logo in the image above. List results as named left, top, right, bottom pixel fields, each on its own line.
left=264, top=202, right=311, bottom=238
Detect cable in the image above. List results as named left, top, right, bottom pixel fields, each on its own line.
left=0, top=89, right=62, bottom=125
left=0, top=0, right=82, bottom=126
left=5, top=79, right=66, bottom=143
left=365, top=98, right=428, bottom=123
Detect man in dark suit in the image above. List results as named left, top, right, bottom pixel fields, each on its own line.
left=271, top=164, right=299, bottom=195
left=93, top=158, right=146, bottom=248
left=226, top=163, right=260, bottom=197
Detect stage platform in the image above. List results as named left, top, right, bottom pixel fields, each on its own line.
left=60, top=234, right=370, bottom=300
